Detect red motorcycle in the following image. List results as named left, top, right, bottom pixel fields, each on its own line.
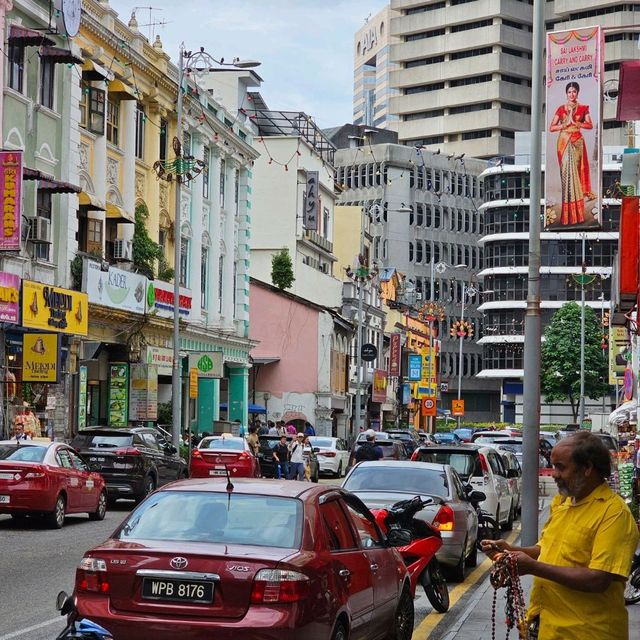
left=372, top=496, right=450, bottom=613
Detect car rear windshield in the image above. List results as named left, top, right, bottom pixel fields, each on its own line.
left=200, top=437, right=244, bottom=451
left=434, top=433, right=457, bottom=443
left=356, top=432, right=390, bottom=443
left=414, top=450, right=481, bottom=480
left=343, top=465, right=448, bottom=498
left=72, top=433, right=133, bottom=449
left=0, top=445, right=47, bottom=462
left=309, top=437, right=334, bottom=448
left=117, top=491, right=302, bottom=548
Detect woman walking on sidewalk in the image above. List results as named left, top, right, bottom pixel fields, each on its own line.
left=481, top=431, right=639, bottom=640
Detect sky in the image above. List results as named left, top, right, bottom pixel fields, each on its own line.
left=108, top=0, right=384, bottom=129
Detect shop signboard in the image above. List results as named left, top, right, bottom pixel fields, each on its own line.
left=129, top=364, right=158, bottom=421
left=188, top=351, right=224, bottom=379
left=108, top=364, right=129, bottom=427
left=609, top=325, right=630, bottom=385
left=84, top=260, right=147, bottom=315
left=0, top=150, right=22, bottom=251
left=189, top=368, right=198, bottom=399
left=149, top=280, right=192, bottom=318
left=371, top=369, right=387, bottom=403
left=22, top=333, right=59, bottom=382
left=78, top=365, right=88, bottom=430
left=407, top=354, right=422, bottom=381
left=452, top=399, right=465, bottom=417
left=0, top=272, right=20, bottom=323
left=389, top=333, right=401, bottom=377
left=22, top=281, right=88, bottom=336
left=143, top=345, right=173, bottom=376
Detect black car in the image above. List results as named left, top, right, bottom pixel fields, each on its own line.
left=256, top=434, right=320, bottom=482
left=346, top=433, right=408, bottom=472
left=71, top=427, right=188, bottom=504
left=384, top=429, right=421, bottom=454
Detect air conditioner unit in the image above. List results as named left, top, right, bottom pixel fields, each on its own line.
left=113, top=239, right=133, bottom=261
left=27, top=217, right=51, bottom=243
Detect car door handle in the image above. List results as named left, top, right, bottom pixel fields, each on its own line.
left=338, top=569, right=350, bottom=578
left=370, top=563, right=379, bottom=572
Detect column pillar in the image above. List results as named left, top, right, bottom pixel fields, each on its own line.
left=0, top=2, right=14, bottom=146
left=197, top=377, right=216, bottom=434
left=209, top=150, right=222, bottom=325
left=121, top=100, right=136, bottom=215
left=189, top=133, right=204, bottom=323
left=222, top=157, right=235, bottom=326
left=227, top=365, right=248, bottom=426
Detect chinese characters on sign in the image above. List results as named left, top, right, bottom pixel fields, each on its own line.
left=303, top=171, right=319, bottom=231
left=0, top=151, right=22, bottom=251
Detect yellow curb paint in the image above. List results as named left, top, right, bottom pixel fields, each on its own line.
left=412, top=528, right=521, bottom=639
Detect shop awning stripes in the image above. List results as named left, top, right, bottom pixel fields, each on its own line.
left=8, top=25, right=55, bottom=47
left=22, top=167, right=80, bottom=193
left=38, top=46, right=83, bottom=65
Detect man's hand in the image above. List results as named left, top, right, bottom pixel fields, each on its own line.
left=512, top=551, right=537, bottom=575
left=480, top=538, right=512, bottom=560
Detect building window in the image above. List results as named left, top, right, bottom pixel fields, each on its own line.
left=202, top=146, right=210, bottom=199
left=135, top=103, right=145, bottom=160
left=218, top=255, right=224, bottom=313
left=79, top=81, right=89, bottom=128
left=234, top=168, right=240, bottom=214
left=183, top=131, right=191, bottom=156
left=201, top=246, right=209, bottom=308
left=106, top=99, right=120, bottom=145
left=87, top=218, right=103, bottom=252
left=8, top=44, right=24, bottom=92
left=88, top=87, right=106, bottom=135
left=219, top=159, right=226, bottom=208
left=40, top=59, right=55, bottom=110
left=179, top=237, right=189, bottom=287
left=159, top=118, right=168, bottom=161
left=35, top=191, right=52, bottom=261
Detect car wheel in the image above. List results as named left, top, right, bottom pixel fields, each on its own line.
left=385, top=585, right=414, bottom=640
left=312, top=467, right=319, bottom=483
left=89, top=491, right=107, bottom=521
left=46, top=494, right=66, bottom=529
left=502, top=503, right=514, bottom=532
left=465, top=536, right=478, bottom=567
left=136, top=475, right=156, bottom=503
left=447, top=547, right=466, bottom=583
left=334, top=461, right=343, bottom=479
left=331, top=620, right=348, bottom=640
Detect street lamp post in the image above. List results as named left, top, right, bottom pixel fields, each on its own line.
left=456, top=283, right=477, bottom=428
left=157, top=47, right=260, bottom=448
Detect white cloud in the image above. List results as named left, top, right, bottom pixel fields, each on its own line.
left=108, top=0, right=382, bottom=127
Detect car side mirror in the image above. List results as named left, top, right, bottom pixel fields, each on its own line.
left=313, top=447, right=320, bottom=453
left=468, top=490, right=486, bottom=503
left=387, top=528, right=412, bottom=547
left=56, top=590, right=75, bottom=616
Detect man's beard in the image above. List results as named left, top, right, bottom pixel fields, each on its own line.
left=556, top=473, right=588, bottom=499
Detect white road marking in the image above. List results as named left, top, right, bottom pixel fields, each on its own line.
left=0, top=616, right=61, bottom=640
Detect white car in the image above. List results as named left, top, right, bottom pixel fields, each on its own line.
left=307, top=436, right=350, bottom=477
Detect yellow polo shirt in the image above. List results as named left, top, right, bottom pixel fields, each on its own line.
left=529, top=482, right=639, bottom=640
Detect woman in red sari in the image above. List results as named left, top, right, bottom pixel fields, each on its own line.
left=549, top=82, right=595, bottom=225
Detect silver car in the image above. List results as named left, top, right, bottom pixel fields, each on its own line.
left=342, top=460, right=479, bottom=582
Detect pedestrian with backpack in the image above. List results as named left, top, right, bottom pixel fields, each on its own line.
left=355, top=429, right=383, bottom=462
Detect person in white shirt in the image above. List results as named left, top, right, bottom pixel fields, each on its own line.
left=288, top=433, right=306, bottom=480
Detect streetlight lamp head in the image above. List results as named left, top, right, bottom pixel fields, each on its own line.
left=396, top=204, right=413, bottom=213
left=453, top=263, right=467, bottom=269
left=232, top=58, right=261, bottom=68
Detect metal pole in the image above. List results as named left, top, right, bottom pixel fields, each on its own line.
left=457, top=285, right=466, bottom=429
left=354, top=206, right=365, bottom=435
left=521, top=0, right=544, bottom=546
left=578, top=234, right=586, bottom=426
left=429, top=243, right=435, bottom=433
left=171, top=45, right=184, bottom=450
left=601, top=294, right=606, bottom=415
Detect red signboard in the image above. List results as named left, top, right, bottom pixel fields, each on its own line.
left=389, top=333, right=401, bottom=377
left=371, top=369, right=387, bottom=403
left=0, top=151, right=22, bottom=251
left=421, top=397, right=436, bottom=417
left=619, top=197, right=639, bottom=303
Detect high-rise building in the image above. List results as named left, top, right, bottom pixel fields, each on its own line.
left=366, top=1, right=638, bottom=158
left=353, top=5, right=401, bottom=130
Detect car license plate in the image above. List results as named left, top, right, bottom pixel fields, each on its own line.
left=0, top=473, right=14, bottom=480
left=209, top=470, right=226, bottom=476
left=90, top=457, right=106, bottom=463
left=142, top=578, right=213, bottom=603
left=0, top=495, right=10, bottom=503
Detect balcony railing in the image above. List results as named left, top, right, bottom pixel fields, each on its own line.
left=304, top=230, right=333, bottom=254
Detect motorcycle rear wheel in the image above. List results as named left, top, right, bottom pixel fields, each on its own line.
left=624, top=567, right=640, bottom=605
left=422, top=559, right=450, bottom=613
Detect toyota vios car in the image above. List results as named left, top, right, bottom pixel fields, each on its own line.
left=0, top=440, right=106, bottom=528
left=73, top=479, right=414, bottom=640
left=190, top=435, right=259, bottom=478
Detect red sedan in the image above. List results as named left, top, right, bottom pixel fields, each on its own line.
left=0, top=440, right=106, bottom=528
left=190, top=435, right=259, bottom=478
left=73, top=479, right=414, bottom=640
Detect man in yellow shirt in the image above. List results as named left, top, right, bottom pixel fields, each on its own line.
left=482, top=431, right=639, bottom=639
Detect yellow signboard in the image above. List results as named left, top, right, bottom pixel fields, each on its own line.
left=22, top=281, right=88, bottom=336
left=189, top=368, right=198, bottom=399
left=22, top=333, right=59, bottom=382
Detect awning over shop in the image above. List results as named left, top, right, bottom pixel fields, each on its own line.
left=8, top=25, right=55, bottom=47
left=38, top=46, right=83, bottom=66
left=82, top=59, right=113, bottom=81
left=23, top=167, right=53, bottom=181
left=107, top=79, right=138, bottom=100
left=106, top=203, right=135, bottom=223
left=219, top=402, right=267, bottom=415
left=39, top=178, right=81, bottom=194
left=251, top=356, right=280, bottom=365
left=78, top=191, right=106, bottom=211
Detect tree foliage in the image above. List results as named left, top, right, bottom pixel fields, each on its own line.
left=271, top=249, right=295, bottom=290
left=133, top=202, right=174, bottom=281
left=541, top=301, right=609, bottom=421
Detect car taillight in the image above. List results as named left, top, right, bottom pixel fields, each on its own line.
left=432, top=505, right=455, bottom=532
left=24, top=471, right=45, bottom=479
left=410, top=450, right=419, bottom=461
left=250, top=569, right=310, bottom=603
left=479, top=455, right=491, bottom=485
left=77, top=557, right=109, bottom=594
left=320, top=451, right=336, bottom=457
left=191, top=449, right=203, bottom=459
left=239, top=451, right=251, bottom=460
left=113, top=447, right=142, bottom=456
